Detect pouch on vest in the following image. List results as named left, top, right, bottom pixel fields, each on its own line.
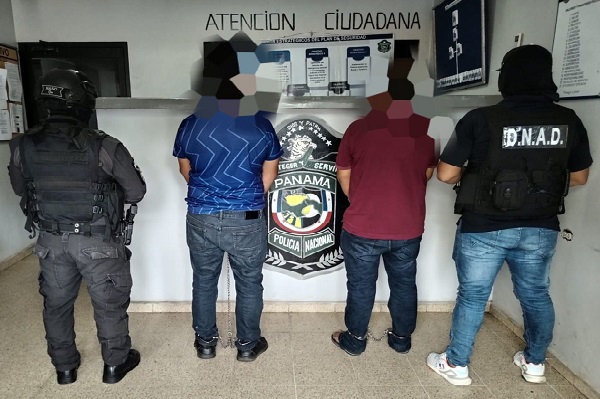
left=491, top=170, right=528, bottom=211
left=454, top=173, right=478, bottom=214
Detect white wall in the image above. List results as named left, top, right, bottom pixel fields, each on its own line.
left=1, top=0, right=32, bottom=263
left=11, top=0, right=433, bottom=99
left=0, top=0, right=16, bottom=46
left=0, top=144, right=32, bottom=264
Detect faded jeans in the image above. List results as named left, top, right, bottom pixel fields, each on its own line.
left=446, top=224, right=558, bottom=366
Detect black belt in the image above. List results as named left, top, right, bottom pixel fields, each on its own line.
left=218, top=210, right=261, bottom=219
left=38, top=220, right=107, bottom=234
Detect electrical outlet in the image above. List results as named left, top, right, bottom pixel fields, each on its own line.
left=513, top=33, right=524, bottom=48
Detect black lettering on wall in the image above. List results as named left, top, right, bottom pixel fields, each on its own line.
left=204, top=12, right=296, bottom=31
left=323, top=10, right=422, bottom=31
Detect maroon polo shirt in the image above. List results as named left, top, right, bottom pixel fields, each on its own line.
left=336, top=110, right=436, bottom=240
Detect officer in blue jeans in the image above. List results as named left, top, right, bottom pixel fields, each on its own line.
left=428, top=45, right=592, bottom=385
left=173, top=38, right=282, bottom=362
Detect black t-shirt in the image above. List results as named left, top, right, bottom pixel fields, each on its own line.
left=440, top=95, right=593, bottom=233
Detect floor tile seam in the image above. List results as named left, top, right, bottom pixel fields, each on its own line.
left=420, top=384, right=496, bottom=395
left=403, top=350, right=430, bottom=396
left=294, top=383, right=414, bottom=387
left=549, top=384, right=570, bottom=399
left=483, top=384, right=499, bottom=398
left=489, top=327, right=525, bottom=353
left=405, top=353, right=444, bottom=388
left=292, top=362, right=299, bottom=399
left=554, top=384, right=595, bottom=399
left=469, top=366, right=508, bottom=390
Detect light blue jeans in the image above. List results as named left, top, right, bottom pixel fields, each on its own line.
left=446, top=224, right=558, bottom=366
left=186, top=211, right=267, bottom=350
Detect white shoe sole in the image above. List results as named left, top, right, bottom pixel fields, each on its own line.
left=427, top=362, right=472, bottom=386
left=513, top=358, right=547, bottom=383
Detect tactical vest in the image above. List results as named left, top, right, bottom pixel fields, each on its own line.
left=19, top=125, right=124, bottom=240
left=455, top=104, right=576, bottom=217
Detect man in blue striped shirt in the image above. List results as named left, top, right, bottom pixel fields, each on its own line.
left=174, top=37, right=282, bottom=361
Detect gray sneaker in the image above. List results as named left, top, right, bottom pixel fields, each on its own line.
left=427, top=352, right=472, bottom=386
left=513, top=351, right=546, bottom=383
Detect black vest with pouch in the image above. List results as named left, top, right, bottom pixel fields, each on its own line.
left=455, top=104, right=576, bottom=217
left=19, top=124, right=124, bottom=237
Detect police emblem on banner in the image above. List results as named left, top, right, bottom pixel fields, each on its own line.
left=266, top=118, right=348, bottom=278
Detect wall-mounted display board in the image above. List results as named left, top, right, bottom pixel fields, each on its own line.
left=552, top=0, right=600, bottom=99
left=257, top=34, right=394, bottom=98
left=432, top=0, right=488, bottom=93
left=0, top=43, right=24, bottom=140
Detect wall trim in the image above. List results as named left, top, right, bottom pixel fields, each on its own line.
left=129, top=300, right=488, bottom=313
left=490, top=305, right=599, bottom=399
left=0, top=244, right=34, bottom=272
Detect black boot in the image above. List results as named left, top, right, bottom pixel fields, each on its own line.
left=102, top=349, right=141, bottom=384
left=56, top=367, right=78, bottom=385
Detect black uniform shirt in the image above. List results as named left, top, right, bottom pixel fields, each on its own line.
left=440, top=95, right=593, bottom=233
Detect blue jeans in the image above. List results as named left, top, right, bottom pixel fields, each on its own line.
left=340, top=229, right=421, bottom=354
left=446, top=224, right=558, bottom=366
left=186, top=211, right=267, bottom=350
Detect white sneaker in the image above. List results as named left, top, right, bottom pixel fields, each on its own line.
left=427, top=352, right=472, bottom=386
left=513, top=351, right=546, bottom=383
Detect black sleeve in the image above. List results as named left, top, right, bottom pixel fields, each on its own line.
left=439, top=110, right=478, bottom=167
left=101, top=137, right=146, bottom=204
left=8, top=136, right=25, bottom=196
left=567, top=115, right=593, bottom=172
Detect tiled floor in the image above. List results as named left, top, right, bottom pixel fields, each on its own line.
left=0, top=255, right=590, bottom=399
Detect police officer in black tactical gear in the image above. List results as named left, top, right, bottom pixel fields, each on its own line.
left=8, top=69, right=146, bottom=385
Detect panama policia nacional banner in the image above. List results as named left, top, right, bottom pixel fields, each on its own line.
left=265, top=118, right=348, bottom=279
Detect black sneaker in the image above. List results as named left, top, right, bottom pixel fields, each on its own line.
left=236, top=337, right=268, bottom=362
left=102, top=349, right=141, bottom=384
left=194, top=337, right=217, bottom=359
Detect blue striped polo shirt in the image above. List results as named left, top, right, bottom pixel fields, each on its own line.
left=173, top=112, right=282, bottom=214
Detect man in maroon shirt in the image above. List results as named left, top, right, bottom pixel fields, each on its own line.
left=331, top=57, right=437, bottom=355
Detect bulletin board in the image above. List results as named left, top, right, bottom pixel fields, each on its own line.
left=0, top=43, right=24, bottom=140
left=552, top=0, right=600, bottom=99
left=432, top=0, right=488, bottom=93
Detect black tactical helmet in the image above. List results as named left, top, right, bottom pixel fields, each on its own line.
left=38, top=69, right=98, bottom=110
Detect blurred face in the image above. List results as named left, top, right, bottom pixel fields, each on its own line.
left=367, top=92, right=393, bottom=112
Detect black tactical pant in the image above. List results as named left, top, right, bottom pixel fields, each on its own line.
left=33, top=231, right=133, bottom=371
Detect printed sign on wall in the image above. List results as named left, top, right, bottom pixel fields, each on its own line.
left=266, top=118, right=348, bottom=279
left=257, top=34, right=394, bottom=98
